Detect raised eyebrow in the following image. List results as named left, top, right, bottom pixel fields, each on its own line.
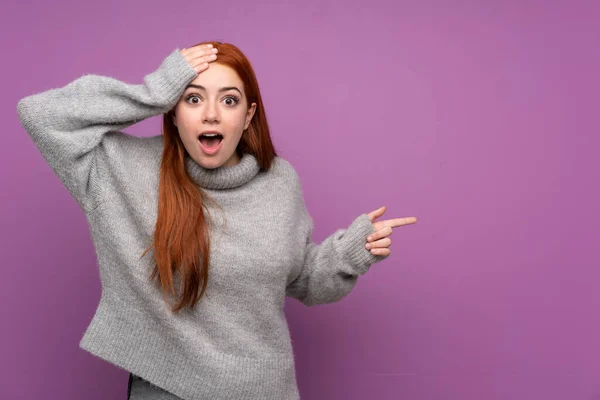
left=185, top=84, right=242, bottom=96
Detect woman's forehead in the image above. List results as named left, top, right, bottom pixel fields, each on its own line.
left=189, top=63, right=243, bottom=91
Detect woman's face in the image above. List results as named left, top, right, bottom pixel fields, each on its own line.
left=172, top=63, right=256, bottom=169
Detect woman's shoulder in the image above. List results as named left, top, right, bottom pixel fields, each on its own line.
left=269, top=156, right=302, bottom=187
left=94, top=132, right=164, bottom=185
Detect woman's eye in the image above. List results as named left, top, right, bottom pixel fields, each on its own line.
left=186, top=95, right=201, bottom=104
left=224, top=96, right=239, bottom=106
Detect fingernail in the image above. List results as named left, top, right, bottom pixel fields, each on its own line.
left=365, top=243, right=371, bottom=249
left=367, top=236, right=373, bottom=241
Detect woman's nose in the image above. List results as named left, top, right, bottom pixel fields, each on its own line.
left=203, top=101, right=220, bottom=122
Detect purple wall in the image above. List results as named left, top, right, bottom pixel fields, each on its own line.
left=3, top=1, right=599, bottom=399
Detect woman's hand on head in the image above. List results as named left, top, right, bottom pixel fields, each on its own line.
left=180, top=44, right=219, bottom=74
left=364, top=206, right=418, bottom=257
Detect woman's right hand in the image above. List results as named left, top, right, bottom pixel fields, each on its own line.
left=180, top=44, right=219, bottom=74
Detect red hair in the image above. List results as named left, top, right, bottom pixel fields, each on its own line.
left=141, top=41, right=277, bottom=313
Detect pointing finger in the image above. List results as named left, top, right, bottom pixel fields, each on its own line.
left=385, top=217, right=418, bottom=228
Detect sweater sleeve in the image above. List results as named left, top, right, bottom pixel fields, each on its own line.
left=286, top=198, right=389, bottom=307
left=16, top=48, right=198, bottom=212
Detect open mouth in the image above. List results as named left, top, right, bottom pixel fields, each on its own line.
left=198, top=133, right=224, bottom=154
left=198, top=134, right=223, bottom=148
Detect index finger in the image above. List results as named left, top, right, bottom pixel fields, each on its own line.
left=384, top=217, right=418, bottom=228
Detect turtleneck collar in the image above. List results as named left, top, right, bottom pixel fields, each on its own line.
left=184, top=152, right=260, bottom=190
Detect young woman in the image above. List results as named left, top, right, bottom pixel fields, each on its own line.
left=17, top=41, right=417, bottom=399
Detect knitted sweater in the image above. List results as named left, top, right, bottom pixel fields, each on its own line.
left=16, top=48, right=387, bottom=400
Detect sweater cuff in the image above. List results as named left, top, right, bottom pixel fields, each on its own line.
left=144, top=48, right=198, bottom=109
left=339, top=213, right=389, bottom=276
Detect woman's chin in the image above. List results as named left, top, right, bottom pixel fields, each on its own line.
left=194, top=151, right=240, bottom=170
left=197, top=156, right=224, bottom=169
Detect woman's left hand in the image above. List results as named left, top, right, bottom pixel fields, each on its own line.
left=365, top=206, right=417, bottom=256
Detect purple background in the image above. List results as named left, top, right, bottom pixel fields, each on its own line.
left=2, top=1, right=599, bottom=399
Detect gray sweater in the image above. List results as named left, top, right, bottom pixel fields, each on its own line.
left=16, top=48, right=387, bottom=400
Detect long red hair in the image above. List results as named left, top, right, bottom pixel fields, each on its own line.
left=142, top=41, right=277, bottom=313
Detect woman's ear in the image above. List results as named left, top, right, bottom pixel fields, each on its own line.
left=171, top=111, right=177, bottom=127
left=244, top=103, right=257, bottom=130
